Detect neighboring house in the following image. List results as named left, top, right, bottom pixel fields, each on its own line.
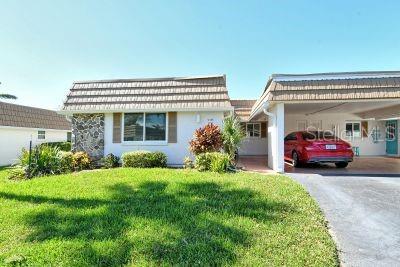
left=0, top=101, right=71, bottom=166
left=59, top=75, right=232, bottom=165
left=231, top=100, right=268, bottom=156
left=250, top=71, right=400, bottom=171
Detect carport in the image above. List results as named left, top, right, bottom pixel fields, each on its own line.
left=250, top=71, right=400, bottom=173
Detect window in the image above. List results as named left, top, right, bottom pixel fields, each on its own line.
left=346, top=122, right=361, bottom=138
left=246, top=123, right=260, bottom=137
left=123, top=113, right=166, bottom=142
left=124, top=113, right=144, bottom=141
left=284, top=132, right=297, bottom=141
left=145, top=113, right=166, bottom=140
left=67, top=132, right=72, bottom=142
left=38, top=130, right=45, bottom=140
left=302, top=131, right=337, bottom=140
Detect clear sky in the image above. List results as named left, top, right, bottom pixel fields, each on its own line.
left=1, top=0, right=400, bottom=110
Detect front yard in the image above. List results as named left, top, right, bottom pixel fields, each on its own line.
left=0, top=168, right=338, bottom=266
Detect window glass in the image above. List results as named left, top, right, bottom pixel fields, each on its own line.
left=285, top=133, right=297, bottom=141
left=145, top=113, right=166, bottom=141
left=124, top=113, right=144, bottom=141
left=246, top=123, right=261, bottom=138
left=67, top=132, right=72, bottom=142
left=353, top=123, right=361, bottom=137
left=38, top=130, right=45, bottom=140
left=346, top=122, right=361, bottom=137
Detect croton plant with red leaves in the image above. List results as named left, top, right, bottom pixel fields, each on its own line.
left=189, top=123, right=223, bottom=155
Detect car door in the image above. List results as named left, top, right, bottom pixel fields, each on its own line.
left=284, top=133, right=298, bottom=160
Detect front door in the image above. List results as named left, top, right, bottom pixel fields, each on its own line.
left=386, top=120, right=398, bottom=155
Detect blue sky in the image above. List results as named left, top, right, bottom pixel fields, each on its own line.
left=1, top=0, right=400, bottom=109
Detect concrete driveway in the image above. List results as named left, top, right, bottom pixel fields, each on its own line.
left=289, top=173, right=400, bottom=266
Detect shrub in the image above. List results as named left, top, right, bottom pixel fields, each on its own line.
left=222, top=116, right=245, bottom=163
left=7, top=167, right=26, bottom=180
left=19, top=145, right=62, bottom=177
left=39, top=142, right=71, bottom=152
left=209, top=153, right=231, bottom=173
left=60, top=151, right=74, bottom=173
left=189, top=123, right=223, bottom=155
left=195, top=152, right=231, bottom=173
left=72, top=152, right=91, bottom=171
left=101, top=153, right=120, bottom=169
left=121, top=151, right=167, bottom=168
left=183, top=156, right=194, bottom=169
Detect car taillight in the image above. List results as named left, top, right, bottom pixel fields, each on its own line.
left=346, top=146, right=353, bottom=150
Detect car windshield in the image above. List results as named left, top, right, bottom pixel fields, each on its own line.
left=302, top=131, right=337, bottom=140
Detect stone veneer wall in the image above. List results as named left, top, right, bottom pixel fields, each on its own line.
left=72, top=114, right=105, bottom=162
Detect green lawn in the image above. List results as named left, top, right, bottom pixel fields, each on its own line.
left=0, top=168, right=338, bottom=266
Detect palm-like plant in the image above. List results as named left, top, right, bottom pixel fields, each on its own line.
left=222, top=115, right=245, bottom=163
left=0, top=94, right=17, bottom=99
left=0, top=82, right=17, bottom=99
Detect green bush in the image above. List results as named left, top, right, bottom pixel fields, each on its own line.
left=195, top=152, right=231, bottom=173
left=72, top=152, right=92, bottom=171
left=39, top=142, right=71, bottom=152
left=121, top=151, right=167, bottom=168
left=60, top=151, right=74, bottom=173
left=19, top=145, right=62, bottom=177
left=183, top=156, right=194, bottom=169
left=101, top=153, right=120, bottom=169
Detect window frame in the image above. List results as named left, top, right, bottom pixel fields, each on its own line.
left=345, top=121, right=361, bottom=138
left=37, top=130, right=46, bottom=140
left=121, top=112, right=168, bottom=145
left=245, top=123, right=261, bottom=138
left=67, top=132, right=72, bottom=142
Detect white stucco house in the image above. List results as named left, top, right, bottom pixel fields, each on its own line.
left=0, top=101, right=71, bottom=166
left=59, top=71, right=400, bottom=171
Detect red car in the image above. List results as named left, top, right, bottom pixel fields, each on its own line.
left=284, top=131, right=354, bottom=168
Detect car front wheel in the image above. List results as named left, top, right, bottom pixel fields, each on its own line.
left=292, top=151, right=300, bottom=167
left=335, top=162, right=348, bottom=168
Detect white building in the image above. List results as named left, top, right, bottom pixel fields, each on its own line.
left=0, top=102, right=71, bottom=166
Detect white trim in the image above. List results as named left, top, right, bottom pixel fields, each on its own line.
left=0, top=126, right=70, bottom=132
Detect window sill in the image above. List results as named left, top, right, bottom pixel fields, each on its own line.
left=121, top=141, right=168, bottom=146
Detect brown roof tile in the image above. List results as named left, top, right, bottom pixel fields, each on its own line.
left=0, top=102, right=71, bottom=130
left=61, top=75, right=233, bottom=112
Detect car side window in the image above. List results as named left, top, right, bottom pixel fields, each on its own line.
left=285, top=133, right=297, bottom=141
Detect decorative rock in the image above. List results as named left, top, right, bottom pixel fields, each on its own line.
left=71, top=114, right=105, bottom=162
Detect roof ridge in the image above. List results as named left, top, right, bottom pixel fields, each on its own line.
left=73, top=74, right=226, bottom=84
left=271, top=71, right=400, bottom=82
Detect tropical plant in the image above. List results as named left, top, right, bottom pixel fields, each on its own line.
left=189, top=123, right=223, bottom=155
left=195, top=152, right=231, bottom=173
left=19, top=145, right=62, bottom=177
left=222, top=116, right=245, bottom=162
left=0, top=93, right=17, bottom=99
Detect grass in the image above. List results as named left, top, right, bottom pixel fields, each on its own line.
left=0, top=168, right=338, bottom=266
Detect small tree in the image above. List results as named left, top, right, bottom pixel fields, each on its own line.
left=189, top=123, right=223, bottom=155
left=222, top=116, right=245, bottom=162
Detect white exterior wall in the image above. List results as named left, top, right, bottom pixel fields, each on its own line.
left=104, top=111, right=225, bottom=165
left=0, top=127, right=70, bottom=166
left=285, top=113, right=387, bottom=156
left=238, top=137, right=268, bottom=155
left=268, top=103, right=285, bottom=172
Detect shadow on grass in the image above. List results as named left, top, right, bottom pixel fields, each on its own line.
left=0, top=180, right=292, bottom=265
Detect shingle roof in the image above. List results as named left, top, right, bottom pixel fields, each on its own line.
left=0, top=101, right=71, bottom=130
left=61, top=75, right=233, bottom=113
left=252, top=71, right=400, bottom=117
left=230, top=99, right=256, bottom=121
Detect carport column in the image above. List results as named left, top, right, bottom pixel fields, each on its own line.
left=267, top=103, right=285, bottom=172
